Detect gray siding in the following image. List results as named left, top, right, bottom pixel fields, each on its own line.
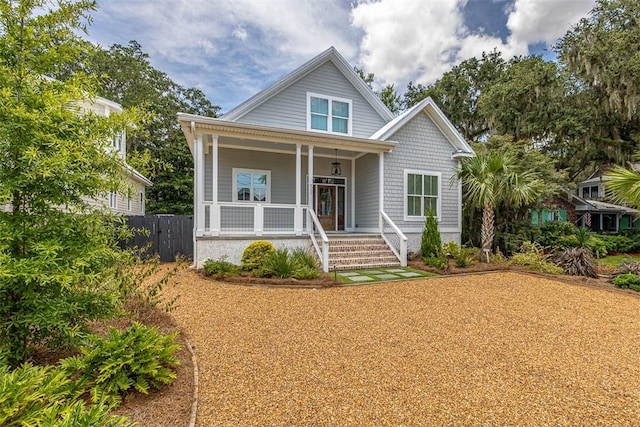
left=237, top=61, right=388, bottom=138
left=205, top=147, right=352, bottom=225
left=383, top=112, right=461, bottom=231
left=354, top=153, right=379, bottom=229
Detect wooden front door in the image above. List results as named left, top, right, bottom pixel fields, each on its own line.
left=314, top=183, right=345, bottom=231
left=316, top=185, right=336, bottom=231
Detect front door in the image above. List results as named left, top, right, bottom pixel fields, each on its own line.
left=314, top=181, right=345, bottom=231
left=316, top=185, right=336, bottom=230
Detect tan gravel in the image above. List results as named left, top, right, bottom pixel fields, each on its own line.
left=167, top=271, right=640, bottom=426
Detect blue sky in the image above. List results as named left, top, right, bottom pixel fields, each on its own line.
left=86, top=0, right=595, bottom=113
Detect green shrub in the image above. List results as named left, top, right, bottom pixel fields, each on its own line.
left=61, top=323, right=180, bottom=405
left=421, top=211, right=442, bottom=260
left=612, top=261, right=640, bottom=279
left=509, top=242, right=563, bottom=274
left=291, top=247, right=318, bottom=270
left=598, top=234, right=637, bottom=253
left=612, top=273, right=640, bottom=290
left=554, top=229, right=607, bottom=258
left=262, top=248, right=297, bottom=278
left=241, top=241, right=275, bottom=271
left=537, top=221, right=577, bottom=249
left=203, top=256, right=240, bottom=278
left=423, top=255, right=448, bottom=270
left=0, top=364, right=131, bottom=427
left=552, top=247, right=598, bottom=278
left=293, top=265, right=320, bottom=280
left=443, top=241, right=474, bottom=268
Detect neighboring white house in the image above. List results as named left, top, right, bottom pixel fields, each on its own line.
left=1, top=96, right=152, bottom=215
left=81, top=97, right=152, bottom=215
left=178, top=47, right=474, bottom=271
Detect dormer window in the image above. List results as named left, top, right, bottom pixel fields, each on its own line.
left=307, top=93, right=352, bottom=135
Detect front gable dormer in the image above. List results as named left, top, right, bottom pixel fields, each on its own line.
left=222, top=47, right=393, bottom=138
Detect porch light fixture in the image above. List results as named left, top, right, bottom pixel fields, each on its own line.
left=331, top=149, right=342, bottom=176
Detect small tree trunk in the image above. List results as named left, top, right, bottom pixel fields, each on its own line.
left=481, top=202, right=495, bottom=262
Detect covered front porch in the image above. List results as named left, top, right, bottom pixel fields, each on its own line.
left=179, top=114, right=408, bottom=271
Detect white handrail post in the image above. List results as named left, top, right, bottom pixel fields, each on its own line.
left=400, top=239, right=407, bottom=267
left=322, top=240, right=329, bottom=273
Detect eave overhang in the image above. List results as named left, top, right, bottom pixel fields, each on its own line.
left=178, top=112, right=398, bottom=154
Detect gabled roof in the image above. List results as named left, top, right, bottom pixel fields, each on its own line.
left=222, top=46, right=394, bottom=122
left=370, top=96, right=474, bottom=158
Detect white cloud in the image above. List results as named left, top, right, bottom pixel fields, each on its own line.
left=507, top=0, right=596, bottom=45
left=351, top=0, right=528, bottom=87
left=232, top=27, right=248, bottom=41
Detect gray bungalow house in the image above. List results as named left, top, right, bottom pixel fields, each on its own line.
left=178, top=47, right=474, bottom=271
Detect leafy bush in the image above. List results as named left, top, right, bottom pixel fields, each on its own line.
left=116, top=253, right=182, bottom=319
left=537, top=221, right=577, bottom=249
left=597, top=234, right=637, bottom=253
left=0, top=364, right=131, bottom=427
left=61, top=323, right=180, bottom=405
left=423, top=255, right=448, bottom=270
left=552, top=247, right=598, bottom=278
left=509, top=242, right=563, bottom=274
left=554, top=229, right=607, bottom=258
left=203, top=256, right=240, bottom=278
left=442, top=241, right=474, bottom=267
left=612, top=273, right=640, bottom=291
left=241, top=241, right=275, bottom=271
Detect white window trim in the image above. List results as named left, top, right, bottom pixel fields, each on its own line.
left=306, top=92, right=353, bottom=136
left=109, top=192, right=118, bottom=210
left=232, top=168, right=271, bottom=203
left=403, top=169, right=442, bottom=222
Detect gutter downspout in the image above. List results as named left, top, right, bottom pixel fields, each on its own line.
left=190, top=121, right=197, bottom=269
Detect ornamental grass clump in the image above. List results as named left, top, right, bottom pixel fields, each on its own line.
left=552, top=247, right=598, bottom=278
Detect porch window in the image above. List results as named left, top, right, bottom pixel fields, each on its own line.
left=404, top=170, right=441, bottom=221
left=307, top=92, right=351, bottom=135
left=233, top=168, right=270, bottom=203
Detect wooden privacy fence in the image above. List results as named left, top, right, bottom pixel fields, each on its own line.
left=123, top=215, right=193, bottom=262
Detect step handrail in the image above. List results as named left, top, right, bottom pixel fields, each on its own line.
left=307, top=208, right=329, bottom=273
left=380, top=210, right=408, bottom=266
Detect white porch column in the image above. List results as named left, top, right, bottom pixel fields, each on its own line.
left=379, top=152, right=384, bottom=231
left=211, top=135, right=219, bottom=236
left=308, top=145, right=314, bottom=210
left=195, top=133, right=205, bottom=237
left=294, top=144, right=302, bottom=235
left=351, top=158, right=356, bottom=230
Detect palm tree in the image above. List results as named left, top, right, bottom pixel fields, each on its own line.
left=606, top=165, right=640, bottom=207
left=457, top=151, right=543, bottom=259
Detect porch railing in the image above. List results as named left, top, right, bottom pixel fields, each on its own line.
left=380, top=210, right=408, bottom=266
left=201, top=202, right=306, bottom=235
left=307, top=208, right=329, bottom=273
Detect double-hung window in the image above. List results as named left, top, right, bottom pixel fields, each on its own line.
left=405, top=170, right=441, bottom=220
left=307, top=92, right=352, bottom=135
left=233, top=168, right=270, bottom=203
left=109, top=192, right=118, bottom=209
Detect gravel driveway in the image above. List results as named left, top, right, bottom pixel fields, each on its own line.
left=167, top=271, right=640, bottom=426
